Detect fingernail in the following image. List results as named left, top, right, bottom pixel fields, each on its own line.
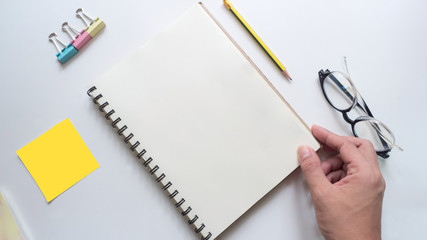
left=311, top=124, right=322, bottom=131
left=298, top=145, right=311, bottom=160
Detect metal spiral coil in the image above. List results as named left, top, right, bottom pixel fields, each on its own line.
left=181, top=206, right=192, bottom=216
left=87, top=86, right=211, bottom=240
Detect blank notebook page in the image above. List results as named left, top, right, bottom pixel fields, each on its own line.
left=93, top=4, right=319, bottom=238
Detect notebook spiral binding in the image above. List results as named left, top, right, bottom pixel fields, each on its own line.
left=87, top=86, right=212, bottom=240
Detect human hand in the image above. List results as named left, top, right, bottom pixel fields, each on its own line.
left=298, top=125, right=385, bottom=240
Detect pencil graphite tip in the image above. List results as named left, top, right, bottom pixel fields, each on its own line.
left=281, top=69, right=292, bottom=82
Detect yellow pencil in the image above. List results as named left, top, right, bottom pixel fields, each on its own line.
left=223, top=0, right=292, bottom=81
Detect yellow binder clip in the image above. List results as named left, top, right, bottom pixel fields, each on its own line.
left=76, top=8, right=105, bottom=38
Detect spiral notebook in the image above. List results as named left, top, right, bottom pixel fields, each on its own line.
left=87, top=3, right=319, bottom=239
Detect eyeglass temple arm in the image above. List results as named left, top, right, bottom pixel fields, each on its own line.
left=356, top=96, right=374, bottom=118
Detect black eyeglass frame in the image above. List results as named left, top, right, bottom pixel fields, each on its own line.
left=318, top=69, right=391, bottom=159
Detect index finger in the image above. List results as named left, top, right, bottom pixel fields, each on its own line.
left=311, top=125, right=351, bottom=150
left=312, top=125, right=364, bottom=164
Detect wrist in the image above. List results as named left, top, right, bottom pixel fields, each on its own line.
left=324, top=231, right=381, bottom=240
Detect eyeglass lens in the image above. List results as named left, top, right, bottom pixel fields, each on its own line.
left=323, top=72, right=357, bottom=111
left=353, top=119, right=394, bottom=152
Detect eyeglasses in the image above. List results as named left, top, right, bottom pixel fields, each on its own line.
left=318, top=58, right=402, bottom=158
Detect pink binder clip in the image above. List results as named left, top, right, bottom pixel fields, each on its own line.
left=62, top=22, right=92, bottom=50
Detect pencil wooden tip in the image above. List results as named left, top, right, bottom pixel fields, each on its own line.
left=281, top=69, right=292, bottom=81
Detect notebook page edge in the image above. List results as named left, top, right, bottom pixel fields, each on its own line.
left=199, top=2, right=319, bottom=149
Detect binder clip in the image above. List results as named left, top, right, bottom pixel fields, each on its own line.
left=76, top=8, right=105, bottom=38
left=48, top=33, right=78, bottom=64
left=62, top=22, right=92, bottom=50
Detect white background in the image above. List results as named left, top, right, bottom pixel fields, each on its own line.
left=1, top=0, right=426, bottom=239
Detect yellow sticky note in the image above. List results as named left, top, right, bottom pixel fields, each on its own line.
left=16, top=119, right=99, bottom=202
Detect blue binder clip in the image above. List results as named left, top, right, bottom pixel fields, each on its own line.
left=48, top=33, right=78, bottom=64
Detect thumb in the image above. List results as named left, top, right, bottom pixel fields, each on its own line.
left=298, top=145, right=330, bottom=191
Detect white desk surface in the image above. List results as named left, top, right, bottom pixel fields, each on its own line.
left=1, top=0, right=426, bottom=239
